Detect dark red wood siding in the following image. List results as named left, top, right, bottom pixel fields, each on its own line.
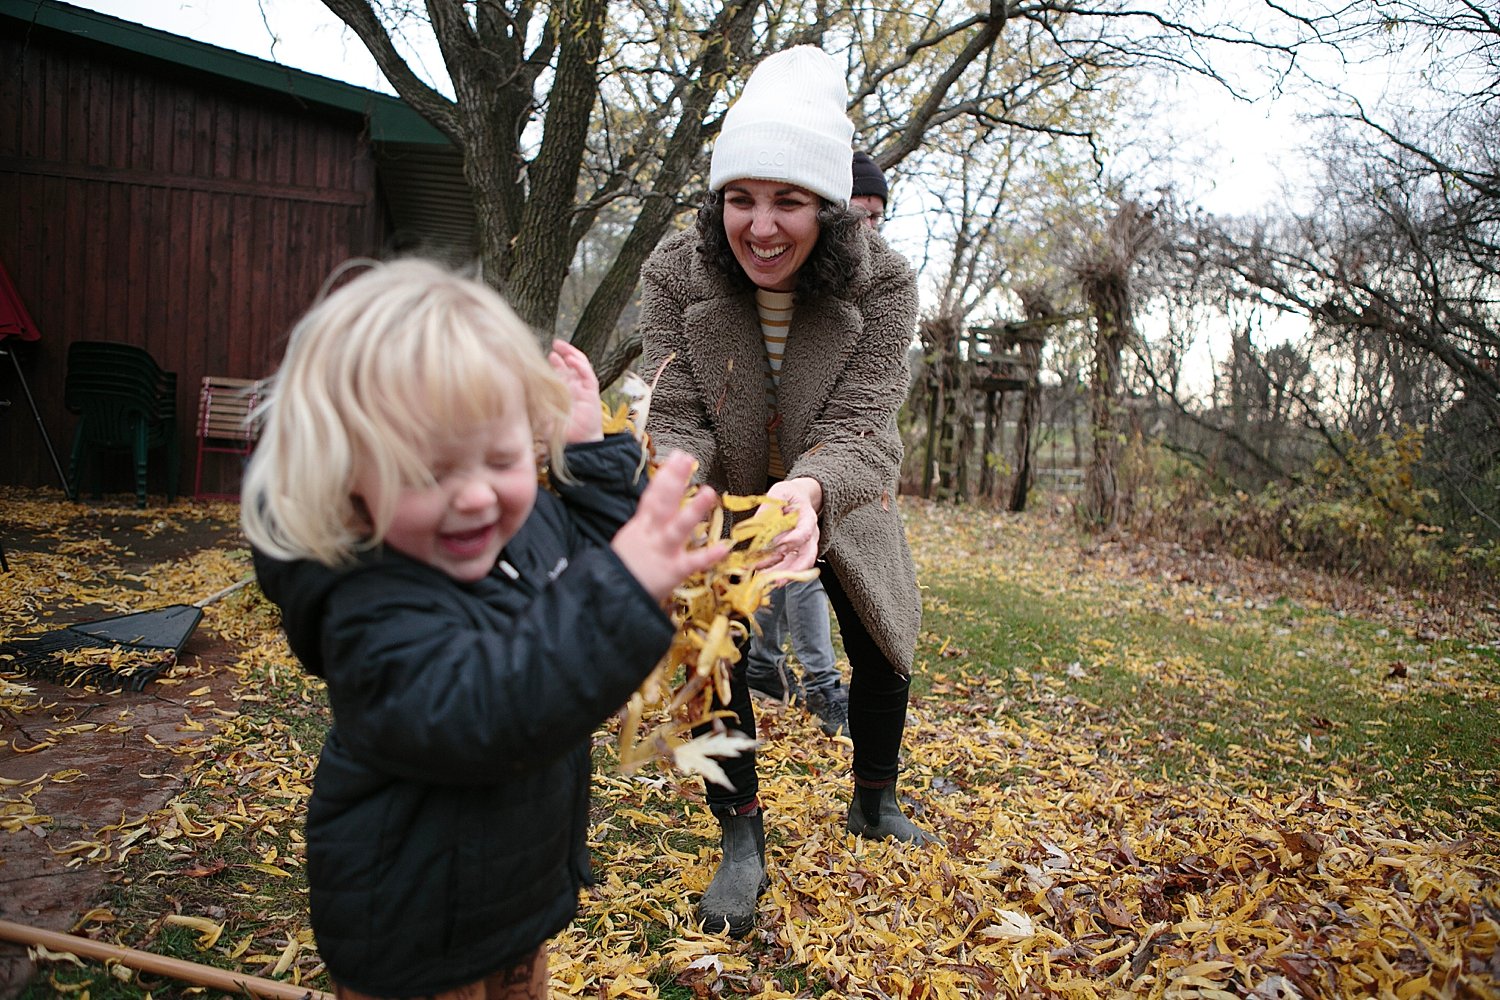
left=0, top=23, right=388, bottom=497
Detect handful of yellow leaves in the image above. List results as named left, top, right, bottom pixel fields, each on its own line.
left=601, top=371, right=815, bottom=790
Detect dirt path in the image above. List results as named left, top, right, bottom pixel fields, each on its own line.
left=0, top=495, right=246, bottom=997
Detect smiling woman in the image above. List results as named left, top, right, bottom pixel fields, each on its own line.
left=638, top=44, right=933, bottom=940
left=720, top=180, right=822, bottom=291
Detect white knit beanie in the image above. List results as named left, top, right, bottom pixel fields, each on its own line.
left=709, top=46, right=854, bottom=205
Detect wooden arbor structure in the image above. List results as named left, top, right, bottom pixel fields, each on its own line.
left=917, top=320, right=1048, bottom=511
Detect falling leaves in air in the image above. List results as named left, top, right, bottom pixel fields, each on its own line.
left=601, top=376, right=817, bottom=787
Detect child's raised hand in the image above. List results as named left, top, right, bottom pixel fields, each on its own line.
left=548, top=339, right=604, bottom=443
left=612, top=450, right=730, bottom=603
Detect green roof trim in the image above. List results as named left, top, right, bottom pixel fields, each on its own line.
left=0, top=0, right=449, bottom=145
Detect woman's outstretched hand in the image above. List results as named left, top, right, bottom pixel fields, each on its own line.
left=612, top=450, right=729, bottom=603
left=548, top=339, right=604, bottom=444
left=758, top=476, right=822, bottom=573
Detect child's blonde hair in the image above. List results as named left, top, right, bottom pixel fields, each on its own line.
left=242, top=258, right=572, bottom=567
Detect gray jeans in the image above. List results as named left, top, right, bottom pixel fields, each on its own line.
left=744, top=576, right=841, bottom=697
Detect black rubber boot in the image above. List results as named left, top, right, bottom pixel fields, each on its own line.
left=846, top=781, right=938, bottom=846
left=805, top=684, right=849, bottom=736
left=697, top=803, right=768, bottom=938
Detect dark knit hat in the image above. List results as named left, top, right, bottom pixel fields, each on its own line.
left=851, top=151, right=888, bottom=205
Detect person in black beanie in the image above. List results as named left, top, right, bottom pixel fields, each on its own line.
left=851, top=150, right=889, bottom=228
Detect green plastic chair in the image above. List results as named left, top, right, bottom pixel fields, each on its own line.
left=63, top=341, right=179, bottom=508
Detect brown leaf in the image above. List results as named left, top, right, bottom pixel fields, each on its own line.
left=1279, top=829, right=1324, bottom=864
left=1099, top=898, right=1135, bottom=929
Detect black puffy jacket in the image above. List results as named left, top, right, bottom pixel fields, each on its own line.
left=254, top=435, right=672, bottom=996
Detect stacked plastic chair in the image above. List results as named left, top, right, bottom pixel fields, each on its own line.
left=63, top=341, right=179, bottom=509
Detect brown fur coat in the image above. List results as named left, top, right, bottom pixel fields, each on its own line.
left=639, top=226, right=922, bottom=674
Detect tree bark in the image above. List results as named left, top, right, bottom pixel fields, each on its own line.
left=568, top=0, right=765, bottom=360
left=1075, top=201, right=1155, bottom=529
left=508, top=0, right=608, bottom=331
left=1083, top=309, right=1125, bottom=528
left=594, top=328, right=643, bottom=388
left=1008, top=332, right=1044, bottom=512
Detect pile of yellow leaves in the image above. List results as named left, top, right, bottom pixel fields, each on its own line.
left=3, top=483, right=1497, bottom=999
left=562, top=694, right=1500, bottom=997
left=49, top=644, right=176, bottom=688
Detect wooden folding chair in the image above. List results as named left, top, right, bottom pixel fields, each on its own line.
left=193, top=376, right=263, bottom=500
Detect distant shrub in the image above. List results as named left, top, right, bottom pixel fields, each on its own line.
left=1119, top=430, right=1500, bottom=594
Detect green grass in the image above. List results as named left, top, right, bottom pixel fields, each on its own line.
left=908, top=509, right=1500, bottom=832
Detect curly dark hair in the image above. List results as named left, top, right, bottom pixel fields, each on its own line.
left=695, top=190, right=864, bottom=299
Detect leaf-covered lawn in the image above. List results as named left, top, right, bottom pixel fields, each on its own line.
left=2, top=491, right=1497, bottom=998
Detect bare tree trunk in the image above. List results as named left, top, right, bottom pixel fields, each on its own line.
left=1071, top=392, right=1083, bottom=469
left=952, top=328, right=976, bottom=501
left=1007, top=289, right=1054, bottom=512
left=921, top=377, right=943, bottom=499
left=594, top=329, right=643, bottom=389
left=1083, top=314, right=1125, bottom=528
left=1074, top=201, right=1156, bottom=529
left=464, top=143, right=518, bottom=286
left=507, top=0, right=608, bottom=332
left=916, top=314, right=960, bottom=500
left=322, top=0, right=539, bottom=289
left=979, top=389, right=998, bottom=499
left=568, top=0, right=765, bottom=360
left=1008, top=332, right=1044, bottom=512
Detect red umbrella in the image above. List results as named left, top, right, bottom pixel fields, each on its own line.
left=0, top=257, right=39, bottom=341
left=0, top=256, right=69, bottom=495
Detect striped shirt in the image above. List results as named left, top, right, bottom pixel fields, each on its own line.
left=756, top=288, right=794, bottom=480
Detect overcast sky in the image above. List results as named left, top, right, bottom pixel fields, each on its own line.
left=63, top=0, right=1323, bottom=218
left=71, top=0, right=403, bottom=93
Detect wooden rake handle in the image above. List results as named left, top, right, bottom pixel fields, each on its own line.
left=193, top=576, right=255, bottom=608
left=0, top=919, right=332, bottom=1000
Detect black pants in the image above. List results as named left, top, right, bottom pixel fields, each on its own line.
left=701, top=563, right=911, bottom=809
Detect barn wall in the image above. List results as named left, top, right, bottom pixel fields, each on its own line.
left=0, top=21, right=388, bottom=496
